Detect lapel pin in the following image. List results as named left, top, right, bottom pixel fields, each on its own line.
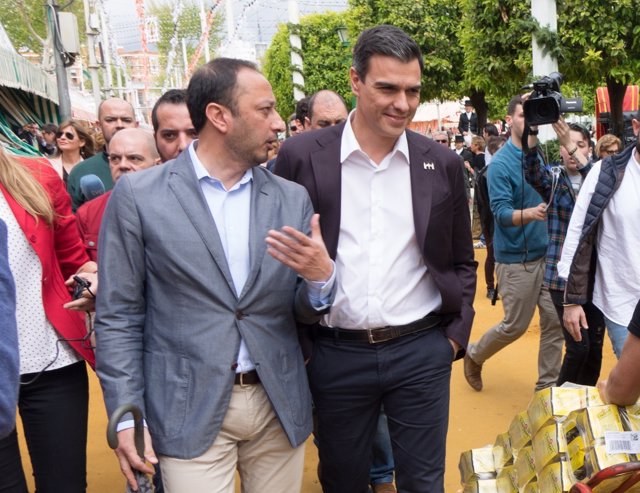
left=423, top=162, right=435, bottom=170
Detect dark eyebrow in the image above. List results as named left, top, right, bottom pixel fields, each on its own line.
left=372, top=81, right=422, bottom=92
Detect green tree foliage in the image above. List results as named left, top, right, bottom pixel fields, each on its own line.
left=555, top=1, right=640, bottom=138
left=458, top=0, right=533, bottom=123
left=263, top=11, right=352, bottom=120
left=149, top=0, right=223, bottom=87
left=348, top=0, right=463, bottom=102
left=1, top=0, right=86, bottom=56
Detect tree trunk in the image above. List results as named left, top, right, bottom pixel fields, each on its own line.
left=606, top=76, right=627, bottom=140
left=469, top=90, right=488, bottom=134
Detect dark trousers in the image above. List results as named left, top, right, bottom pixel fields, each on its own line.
left=549, top=289, right=605, bottom=386
left=308, top=327, right=453, bottom=493
left=482, top=226, right=495, bottom=290
left=0, top=361, right=88, bottom=493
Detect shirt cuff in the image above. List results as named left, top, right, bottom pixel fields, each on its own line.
left=116, top=419, right=148, bottom=432
left=305, top=261, right=336, bottom=309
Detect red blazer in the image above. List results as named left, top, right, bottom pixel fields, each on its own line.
left=75, top=191, right=111, bottom=262
left=275, top=123, right=478, bottom=356
left=2, top=157, right=95, bottom=367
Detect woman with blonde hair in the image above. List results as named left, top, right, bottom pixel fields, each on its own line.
left=595, top=133, right=621, bottom=160
left=0, top=148, right=96, bottom=492
left=48, top=120, right=95, bottom=183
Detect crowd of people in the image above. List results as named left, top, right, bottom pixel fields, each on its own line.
left=1, top=23, right=639, bottom=493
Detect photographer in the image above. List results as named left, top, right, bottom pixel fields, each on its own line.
left=524, top=119, right=605, bottom=386
left=464, top=94, right=563, bottom=393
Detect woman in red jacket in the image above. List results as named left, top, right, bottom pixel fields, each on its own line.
left=0, top=149, right=96, bottom=492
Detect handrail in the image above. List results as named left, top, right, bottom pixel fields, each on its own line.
left=0, top=48, right=58, bottom=103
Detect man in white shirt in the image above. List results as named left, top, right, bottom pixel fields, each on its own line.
left=275, top=25, right=476, bottom=493
left=558, top=122, right=640, bottom=359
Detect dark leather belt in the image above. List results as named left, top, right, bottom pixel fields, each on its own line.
left=315, top=314, right=444, bottom=344
left=234, top=370, right=260, bottom=385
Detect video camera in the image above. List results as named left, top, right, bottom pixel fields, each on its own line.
left=523, top=72, right=583, bottom=126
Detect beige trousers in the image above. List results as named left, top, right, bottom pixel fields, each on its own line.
left=159, top=383, right=305, bottom=493
left=467, top=257, right=564, bottom=390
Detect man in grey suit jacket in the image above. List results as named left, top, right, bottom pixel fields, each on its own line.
left=95, top=58, right=335, bottom=493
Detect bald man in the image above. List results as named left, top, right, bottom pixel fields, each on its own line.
left=76, top=128, right=159, bottom=261
left=305, top=90, right=348, bottom=130
left=68, top=98, right=139, bottom=211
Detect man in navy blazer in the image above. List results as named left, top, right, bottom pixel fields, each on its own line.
left=96, top=58, right=335, bottom=493
left=276, top=25, right=476, bottom=493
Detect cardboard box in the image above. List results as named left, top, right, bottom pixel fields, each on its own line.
left=460, top=447, right=496, bottom=484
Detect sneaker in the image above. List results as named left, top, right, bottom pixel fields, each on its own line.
left=474, top=240, right=486, bottom=248
left=464, top=354, right=483, bottom=391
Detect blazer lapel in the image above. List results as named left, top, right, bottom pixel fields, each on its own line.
left=240, top=168, right=273, bottom=298
left=408, top=133, right=434, bottom=253
left=310, top=128, right=343, bottom=259
left=167, top=153, right=237, bottom=296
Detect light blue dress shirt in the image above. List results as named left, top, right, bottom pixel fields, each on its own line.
left=188, top=143, right=334, bottom=372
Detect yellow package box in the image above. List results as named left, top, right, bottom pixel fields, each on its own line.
left=585, top=386, right=606, bottom=407
left=532, top=422, right=569, bottom=473
left=577, top=405, right=625, bottom=444
left=515, top=445, right=536, bottom=490
left=585, top=444, right=631, bottom=479
left=459, top=447, right=496, bottom=484
left=493, top=432, right=513, bottom=471
left=527, top=387, right=586, bottom=436
left=521, top=480, right=538, bottom=493
left=496, top=465, right=517, bottom=493
left=537, top=460, right=576, bottom=493
left=621, top=404, right=640, bottom=431
left=509, top=411, right=532, bottom=451
left=463, top=478, right=500, bottom=493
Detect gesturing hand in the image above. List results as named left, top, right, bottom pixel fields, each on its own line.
left=266, top=214, right=333, bottom=282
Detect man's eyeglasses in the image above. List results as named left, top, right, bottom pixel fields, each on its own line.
left=56, top=131, right=75, bottom=140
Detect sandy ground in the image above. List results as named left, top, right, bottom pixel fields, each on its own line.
left=18, top=249, right=618, bottom=492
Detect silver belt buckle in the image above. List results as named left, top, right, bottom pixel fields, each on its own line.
left=367, top=327, right=392, bottom=344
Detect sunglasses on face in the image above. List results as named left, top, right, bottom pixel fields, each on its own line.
left=435, top=139, right=448, bottom=143
left=290, top=125, right=297, bottom=132
left=56, top=131, right=75, bottom=140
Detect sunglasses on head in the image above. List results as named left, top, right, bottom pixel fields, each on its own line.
left=56, top=131, right=75, bottom=140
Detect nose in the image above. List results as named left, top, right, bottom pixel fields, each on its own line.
left=273, top=114, right=285, bottom=133
left=393, top=91, right=410, bottom=113
left=177, top=133, right=192, bottom=153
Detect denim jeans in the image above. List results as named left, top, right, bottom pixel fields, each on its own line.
left=604, top=316, right=629, bottom=359
left=369, top=409, right=394, bottom=485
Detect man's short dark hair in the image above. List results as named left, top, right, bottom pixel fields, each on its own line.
left=568, top=123, right=590, bottom=144
left=307, top=90, right=347, bottom=121
left=352, top=25, right=424, bottom=80
left=151, top=89, right=187, bottom=133
left=41, top=123, right=58, bottom=134
left=483, top=123, right=499, bottom=137
left=187, top=58, right=258, bottom=134
left=507, top=95, right=524, bottom=117
left=295, top=97, right=310, bottom=123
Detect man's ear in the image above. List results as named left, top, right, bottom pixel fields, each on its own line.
left=632, top=118, right=640, bottom=137
left=305, top=116, right=311, bottom=128
left=205, top=103, right=230, bottom=134
left=350, top=66, right=361, bottom=98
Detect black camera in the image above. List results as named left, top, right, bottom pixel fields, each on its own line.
left=72, top=275, right=91, bottom=300
left=523, top=72, right=583, bottom=125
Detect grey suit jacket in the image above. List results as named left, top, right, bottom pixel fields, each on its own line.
left=95, top=150, right=329, bottom=459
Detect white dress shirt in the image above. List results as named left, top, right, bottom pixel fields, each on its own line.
left=558, top=154, right=640, bottom=326
left=324, top=113, right=442, bottom=330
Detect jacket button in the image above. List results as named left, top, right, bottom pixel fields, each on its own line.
left=235, top=310, right=245, bottom=320
left=88, top=241, right=95, bottom=247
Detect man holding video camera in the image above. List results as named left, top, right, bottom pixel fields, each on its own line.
left=464, top=94, right=564, bottom=392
